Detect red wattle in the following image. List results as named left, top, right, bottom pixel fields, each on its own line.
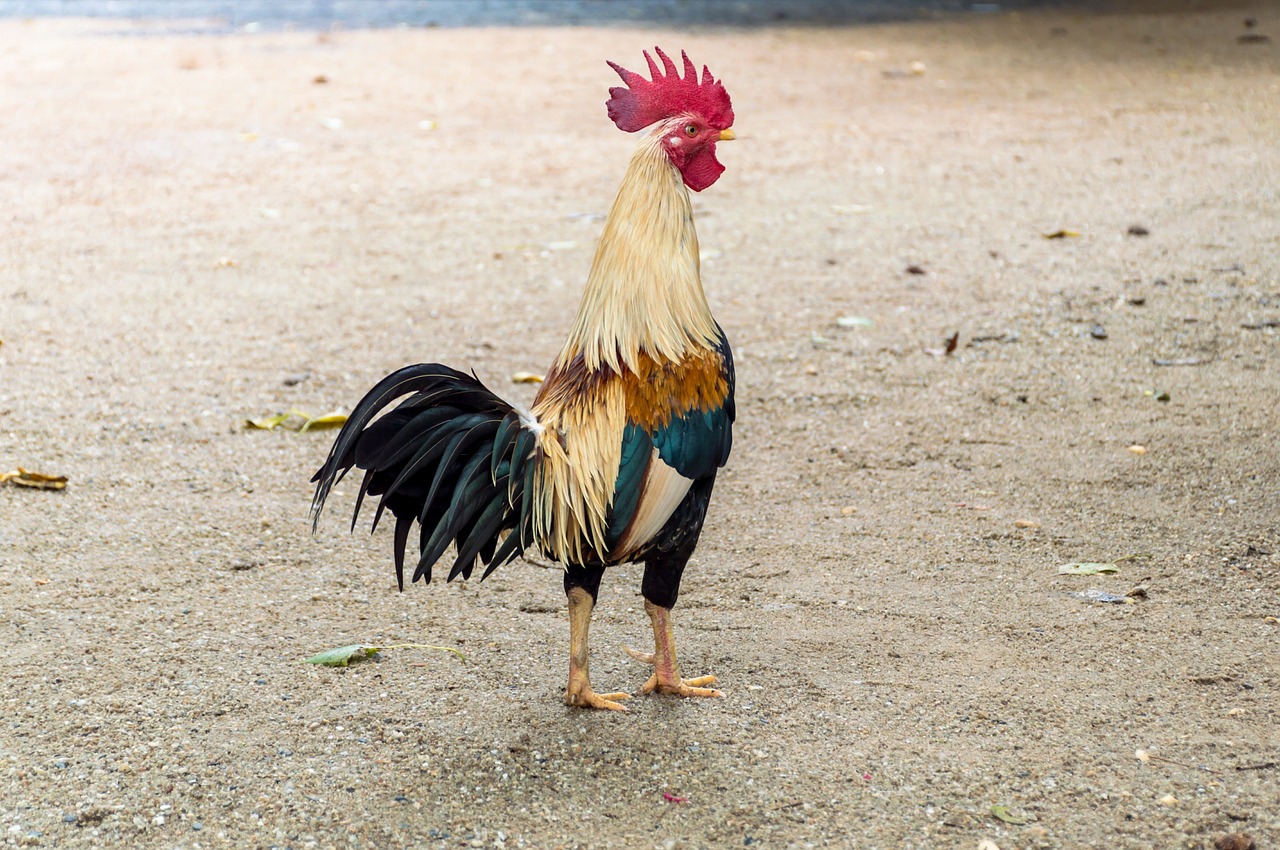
left=679, top=145, right=724, bottom=192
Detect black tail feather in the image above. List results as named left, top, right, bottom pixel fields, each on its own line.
left=311, top=364, right=538, bottom=587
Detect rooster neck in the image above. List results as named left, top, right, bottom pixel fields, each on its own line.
left=555, top=134, right=719, bottom=376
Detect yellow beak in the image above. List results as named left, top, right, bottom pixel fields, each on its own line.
left=718, top=128, right=736, bottom=142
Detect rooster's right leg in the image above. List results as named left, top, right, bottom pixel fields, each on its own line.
left=563, top=566, right=630, bottom=711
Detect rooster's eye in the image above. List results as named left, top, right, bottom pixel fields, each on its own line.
left=684, top=124, right=698, bottom=136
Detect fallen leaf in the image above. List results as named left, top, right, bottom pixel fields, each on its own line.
left=0, top=468, right=69, bottom=490
left=1041, top=229, right=1080, bottom=239
left=1059, top=562, right=1120, bottom=575
left=302, top=642, right=465, bottom=667
left=990, top=804, right=1029, bottom=825
left=244, top=409, right=347, bottom=432
left=244, top=412, right=292, bottom=431
left=297, top=410, right=348, bottom=432
left=510, top=372, right=544, bottom=384
left=304, top=644, right=380, bottom=667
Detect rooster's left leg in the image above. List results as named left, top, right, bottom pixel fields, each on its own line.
left=625, top=560, right=723, bottom=698
left=563, top=566, right=630, bottom=711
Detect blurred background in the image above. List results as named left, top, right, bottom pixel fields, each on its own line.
left=0, top=0, right=1087, bottom=30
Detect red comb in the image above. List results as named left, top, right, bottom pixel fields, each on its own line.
left=606, top=47, right=733, bottom=133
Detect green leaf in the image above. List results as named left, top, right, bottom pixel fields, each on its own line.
left=990, top=804, right=1030, bottom=825
left=301, top=642, right=466, bottom=668
left=302, top=644, right=381, bottom=667
left=1058, top=562, right=1120, bottom=575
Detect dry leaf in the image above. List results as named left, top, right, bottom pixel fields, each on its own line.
left=0, top=468, right=68, bottom=490
left=1041, top=229, right=1080, bottom=239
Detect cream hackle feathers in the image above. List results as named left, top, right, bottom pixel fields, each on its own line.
left=530, top=127, right=718, bottom=564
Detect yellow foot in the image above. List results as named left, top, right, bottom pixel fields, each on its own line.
left=564, top=684, right=631, bottom=712
left=623, top=645, right=723, bottom=698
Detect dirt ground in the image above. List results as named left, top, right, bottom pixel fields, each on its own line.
left=2, top=4, right=1277, bottom=849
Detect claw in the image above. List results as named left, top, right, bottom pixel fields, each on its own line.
left=639, top=673, right=723, bottom=698
left=623, top=644, right=655, bottom=665
left=564, top=684, right=631, bottom=712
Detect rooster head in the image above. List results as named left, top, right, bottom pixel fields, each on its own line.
left=606, top=47, right=735, bottom=192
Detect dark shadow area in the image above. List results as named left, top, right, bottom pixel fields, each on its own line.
left=0, top=0, right=1101, bottom=32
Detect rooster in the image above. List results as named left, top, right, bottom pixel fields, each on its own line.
left=311, top=47, right=736, bottom=711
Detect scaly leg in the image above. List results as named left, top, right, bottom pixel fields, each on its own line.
left=625, top=599, right=722, bottom=698
left=563, top=586, right=630, bottom=711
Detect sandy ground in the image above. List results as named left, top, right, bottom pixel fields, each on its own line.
left=2, top=5, right=1278, bottom=849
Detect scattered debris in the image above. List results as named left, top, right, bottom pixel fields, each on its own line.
left=1041, top=229, right=1080, bottom=239
left=1237, top=33, right=1271, bottom=44
left=905, top=264, right=926, bottom=275
left=0, top=468, right=68, bottom=490
left=1090, top=324, right=1108, bottom=340
left=662, top=792, right=688, bottom=804
left=1153, top=357, right=1206, bottom=367
left=302, top=642, right=465, bottom=667
left=1128, top=444, right=1147, bottom=455
left=1143, top=390, right=1171, bottom=402
left=977, top=842, right=1002, bottom=850
left=1070, top=589, right=1132, bottom=604
left=1127, top=225, right=1150, bottom=236
left=840, top=506, right=859, bottom=516
left=1159, top=793, right=1179, bottom=807
left=1127, top=296, right=1146, bottom=306
left=924, top=331, right=960, bottom=357
left=1241, top=319, right=1280, bottom=330
left=1059, top=562, right=1119, bottom=575
left=990, top=804, right=1030, bottom=825
left=836, top=315, right=875, bottom=329
left=312, top=74, right=328, bottom=84
left=1014, top=519, right=1040, bottom=529
left=1215, top=833, right=1256, bottom=850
